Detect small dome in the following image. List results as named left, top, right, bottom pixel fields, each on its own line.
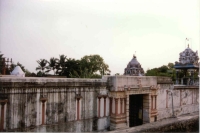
left=128, top=55, right=140, bottom=68
left=10, top=66, right=25, bottom=77
left=124, top=54, right=144, bottom=76
left=178, top=45, right=199, bottom=65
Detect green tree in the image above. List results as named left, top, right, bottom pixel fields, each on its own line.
left=46, top=57, right=58, bottom=75
left=64, top=58, right=81, bottom=77
left=158, top=65, right=168, bottom=73
left=80, top=55, right=111, bottom=75
left=68, top=55, right=111, bottom=78
left=56, top=54, right=67, bottom=75
left=168, top=63, right=174, bottom=69
left=34, top=54, right=110, bottom=78
left=36, top=59, right=48, bottom=75
left=145, top=62, right=176, bottom=81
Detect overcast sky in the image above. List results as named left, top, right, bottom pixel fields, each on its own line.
left=0, top=0, right=199, bottom=75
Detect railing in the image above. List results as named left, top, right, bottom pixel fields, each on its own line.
left=175, top=78, right=199, bottom=86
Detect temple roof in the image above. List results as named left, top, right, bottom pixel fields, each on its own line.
left=174, top=45, right=199, bottom=69
left=128, top=55, right=140, bottom=68
left=124, top=54, right=144, bottom=76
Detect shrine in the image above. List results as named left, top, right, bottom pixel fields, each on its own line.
left=124, top=55, right=144, bottom=76
left=174, top=45, right=199, bottom=85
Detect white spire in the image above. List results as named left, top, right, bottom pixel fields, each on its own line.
left=10, top=66, right=25, bottom=77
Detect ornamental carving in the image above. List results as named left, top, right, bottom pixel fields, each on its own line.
left=176, top=45, right=199, bottom=66
left=124, top=54, right=144, bottom=76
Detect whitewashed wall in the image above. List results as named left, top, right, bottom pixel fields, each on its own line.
left=157, top=84, right=199, bottom=120
left=0, top=77, right=110, bottom=132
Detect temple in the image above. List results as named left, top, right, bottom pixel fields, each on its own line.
left=124, top=55, right=144, bottom=76
left=0, top=47, right=199, bottom=132
left=174, top=44, right=199, bottom=85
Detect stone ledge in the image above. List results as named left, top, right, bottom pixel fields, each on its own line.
left=174, top=85, right=199, bottom=89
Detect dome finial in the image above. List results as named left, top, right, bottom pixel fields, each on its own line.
left=133, top=51, right=136, bottom=58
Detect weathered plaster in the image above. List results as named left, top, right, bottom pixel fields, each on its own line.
left=0, top=76, right=198, bottom=131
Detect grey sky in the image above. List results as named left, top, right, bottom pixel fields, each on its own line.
left=0, top=0, right=199, bottom=75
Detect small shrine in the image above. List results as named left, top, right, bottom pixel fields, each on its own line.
left=124, top=54, right=144, bottom=76
left=174, top=44, right=199, bottom=85
left=10, top=66, right=25, bottom=77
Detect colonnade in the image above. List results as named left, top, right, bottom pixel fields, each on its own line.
left=109, top=97, right=126, bottom=116
left=98, top=95, right=108, bottom=117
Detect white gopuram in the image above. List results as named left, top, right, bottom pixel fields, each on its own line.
left=10, top=66, right=25, bottom=77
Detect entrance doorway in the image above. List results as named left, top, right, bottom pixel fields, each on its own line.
left=129, top=94, right=143, bottom=127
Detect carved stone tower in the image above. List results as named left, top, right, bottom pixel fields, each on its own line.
left=124, top=54, right=144, bottom=76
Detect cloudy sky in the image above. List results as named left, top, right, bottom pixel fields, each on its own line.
left=0, top=0, right=199, bottom=75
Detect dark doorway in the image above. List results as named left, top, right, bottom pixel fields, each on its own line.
left=129, top=94, right=143, bottom=127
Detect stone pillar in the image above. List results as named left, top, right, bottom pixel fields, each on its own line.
left=124, top=98, right=126, bottom=114
left=0, top=100, right=7, bottom=131
left=166, top=90, right=168, bottom=108
left=191, top=71, right=194, bottom=85
left=151, top=95, right=153, bottom=109
left=115, top=98, right=118, bottom=115
left=77, top=98, right=80, bottom=120
left=120, top=98, right=123, bottom=114
left=155, top=95, right=157, bottom=109
left=196, top=90, right=198, bottom=104
left=180, top=90, right=182, bottom=106
left=76, top=94, right=82, bottom=120
left=176, top=71, right=178, bottom=84
left=126, top=95, right=129, bottom=127
left=98, top=97, right=101, bottom=118
left=42, top=101, right=45, bottom=124
left=109, top=97, right=112, bottom=115
left=192, top=89, right=193, bottom=104
left=0, top=104, right=4, bottom=131
left=40, top=98, right=47, bottom=125
left=104, top=96, right=106, bottom=117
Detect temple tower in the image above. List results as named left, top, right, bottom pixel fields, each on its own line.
left=124, top=55, right=144, bottom=76
left=174, top=44, right=199, bottom=85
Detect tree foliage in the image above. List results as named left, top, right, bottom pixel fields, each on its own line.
left=36, top=59, right=48, bottom=75
left=46, top=57, right=58, bottom=75
left=146, top=62, right=199, bottom=82
left=145, top=63, right=176, bottom=81
left=36, top=54, right=111, bottom=78
left=56, top=54, right=67, bottom=75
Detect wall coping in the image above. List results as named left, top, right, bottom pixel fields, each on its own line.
left=0, top=77, right=106, bottom=83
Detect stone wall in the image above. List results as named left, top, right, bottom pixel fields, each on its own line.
left=0, top=77, right=109, bottom=132
left=157, top=82, right=199, bottom=120
left=0, top=76, right=198, bottom=131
